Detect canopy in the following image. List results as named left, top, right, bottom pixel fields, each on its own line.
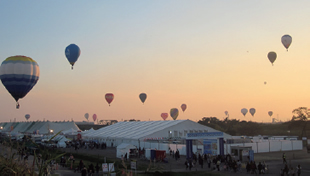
left=116, top=143, right=136, bottom=158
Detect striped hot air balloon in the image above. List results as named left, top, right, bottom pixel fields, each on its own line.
left=0, top=56, right=40, bottom=109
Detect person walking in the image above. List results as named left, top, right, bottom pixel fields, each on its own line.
left=216, top=159, right=220, bottom=171
left=282, top=153, right=287, bottom=164
left=296, top=164, right=301, bottom=176
left=184, top=160, right=189, bottom=170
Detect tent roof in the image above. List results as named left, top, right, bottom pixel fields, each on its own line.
left=117, top=143, right=136, bottom=149
left=0, top=121, right=80, bottom=134
left=83, top=120, right=231, bottom=140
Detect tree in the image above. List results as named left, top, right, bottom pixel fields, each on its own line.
left=291, top=107, right=310, bottom=138
left=292, top=107, right=310, bottom=121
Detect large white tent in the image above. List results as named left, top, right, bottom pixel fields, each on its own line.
left=83, top=120, right=231, bottom=155
left=0, top=121, right=80, bottom=134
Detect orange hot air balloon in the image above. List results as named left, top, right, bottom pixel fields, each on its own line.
left=105, top=93, right=114, bottom=106
left=161, top=113, right=168, bottom=120
left=181, top=104, right=187, bottom=112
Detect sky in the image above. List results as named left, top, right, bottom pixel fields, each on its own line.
left=0, top=0, right=310, bottom=123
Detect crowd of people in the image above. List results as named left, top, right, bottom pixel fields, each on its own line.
left=181, top=152, right=303, bottom=176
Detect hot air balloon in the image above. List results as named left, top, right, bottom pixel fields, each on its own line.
left=84, top=113, right=89, bottom=121
left=224, top=111, right=229, bottom=116
left=0, top=56, right=40, bottom=109
left=139, top=93, right=147, bottom=104
left=170, top=108, right=179, bottom=120
left=161, top=113, right=168, bottom=120
left=93, top=114, right=97, bottom=121
left=181, top=104, right=187, bottom=112
left=65, top=44, right=80, bottom=69
left=25, top=114, right=30, bottom=120
left=249, top=108, right=256, bottom=116
left=105, top=93, right=114, bottom=106
left=241, top=108, right=248, bottom=116
left=281, top=34, right=292, bottom=51
left=268, top=111, right=273, bottom=117
left=267, top=51, right=277, bottom=66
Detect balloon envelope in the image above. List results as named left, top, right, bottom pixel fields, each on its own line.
left=281, top=34, right=292, bottom=51
left=267, top=51, right=277, bottom=65
left=139, top=93, right=147, bottom=104
left=241, top=108, right=248, bottom=116
left=0, top=56, right=40, bottom=108
left=161, top=113, right=168, bottom=120
left=170, top=108, right=179, bottom=120
left=249, top=108, right=256, bottom=116
left=65, top=44, right=80, bottom=69
left=25, top=114, right=30, bottom=120
left=93, top=114, right=97, bottom=121
left=181, top=104, right=187, bottom=112
left=268, top=111, right=273, bottom=117
left=84, top=113, right=89, bottom=120
left=225, top=111, right=229, bottom=116
left=105, top=93, right=114, bottom=106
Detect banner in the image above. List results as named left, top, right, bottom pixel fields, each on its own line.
left=203, top=139, right=217, bottom=155
left=131, top=160, right=137, bottom=169
left=102, top=163, right=115, bottom=172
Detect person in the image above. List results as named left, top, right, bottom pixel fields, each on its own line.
left=296, top=164, right=301, bottom=176
left=283, top=164, right=289, bottom=175
left=95, top=163, right=100, bottom=176
left=246, top=162, right=251, bottom=173
left=207, top=157, right=211, bottom=169
left=199, top=155, right=203, bottom=168
left=290, top=166, right=295, bottom=176
left=189, top=158, right=193, bottom=171
left=184, top=160, right=189, bottom=170
left=124, top=153, right=127, bottom=161
left=282, top=153, right=287, bottom=164
left=262, top=161, right=266, bottom=174
left=216, top=159, right=220, bottom=171
left=79, top=160, right=84, bottom=172
left=258, top=162, right=263, bottom=174
left=88, top=163, right=94, bottom=175
left=81, top=167, right=87, bottom=176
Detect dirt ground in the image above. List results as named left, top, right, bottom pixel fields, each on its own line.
left=2, top=144, right=310, bottom=176
left=58, top=146, right=310, bottom=176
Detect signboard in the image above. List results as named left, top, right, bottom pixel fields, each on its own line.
left=203, top=139, right=217, bottom=155
left=131, top=160, right=137, bottom=170
left=187, top=132, right=223, bottom=139
left=242, top=150, right=249, bottom=156
left=102, top=163, right=115, bottom=172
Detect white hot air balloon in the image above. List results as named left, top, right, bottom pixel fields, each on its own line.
left=281, top=34, right=292, bottom=51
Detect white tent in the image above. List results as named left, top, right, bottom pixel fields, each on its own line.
left=0, top=121, right=80, bottom=134
left=116, top=143, right=136, bottom=158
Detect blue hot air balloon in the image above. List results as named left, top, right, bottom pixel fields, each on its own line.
left=0, top=56, right=40, bottom=109
left=65, top=44, right=80, bottom=69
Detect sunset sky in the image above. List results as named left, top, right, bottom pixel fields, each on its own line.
left=0, top=1, right=310, bottom=123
